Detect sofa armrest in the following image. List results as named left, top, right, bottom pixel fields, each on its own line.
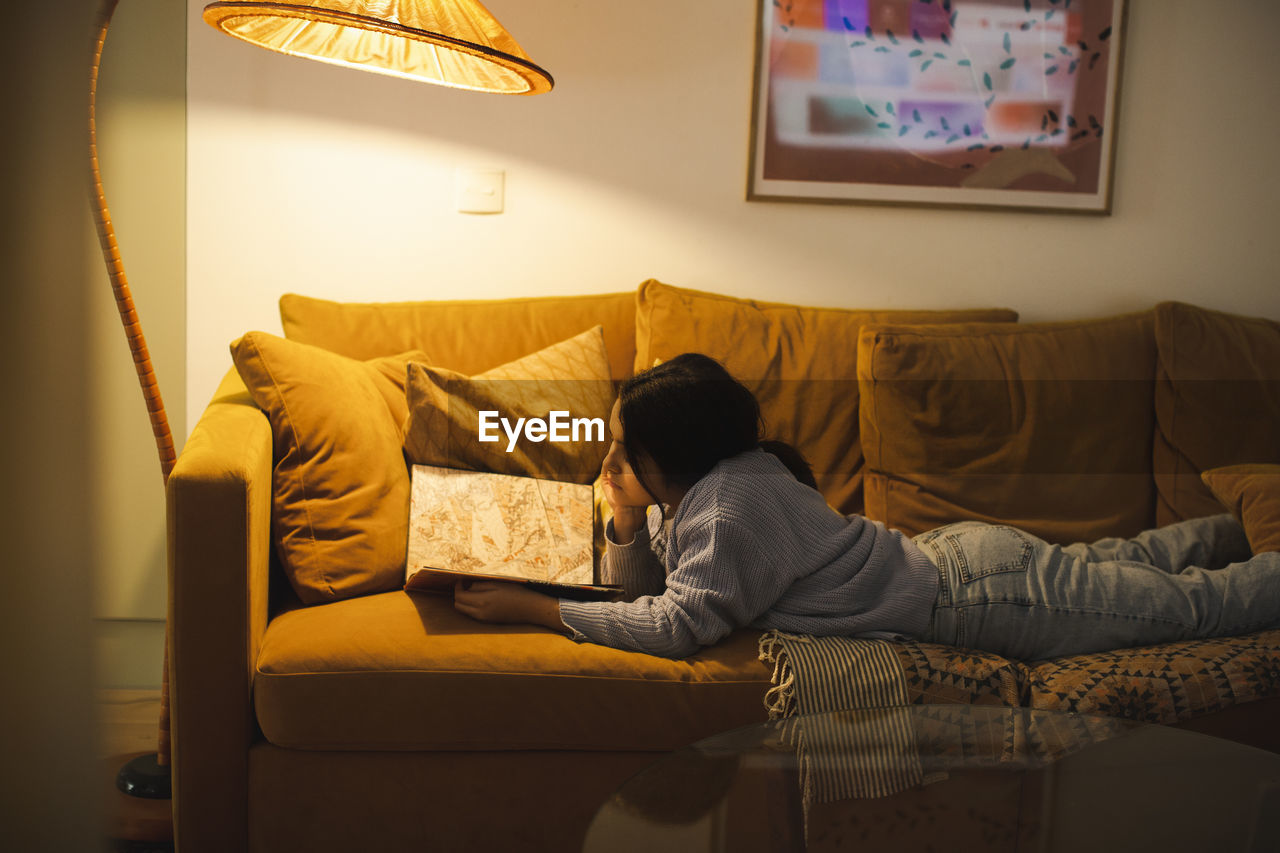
left=167, top=366, right=273, bottom=853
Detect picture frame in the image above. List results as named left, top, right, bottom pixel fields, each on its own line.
left=747, top=0, right=1128, bottom=213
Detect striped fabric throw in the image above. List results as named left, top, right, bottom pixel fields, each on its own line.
left=758, top=631, right=930, bottom=802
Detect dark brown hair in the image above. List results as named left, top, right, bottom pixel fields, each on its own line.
left=618, top=353, right=814, bottom=499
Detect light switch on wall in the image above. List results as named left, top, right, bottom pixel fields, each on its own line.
left=455, top=168, right=505, bottom=214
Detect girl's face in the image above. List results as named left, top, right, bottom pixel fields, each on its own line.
left=600, top=400, right=662, bottom=509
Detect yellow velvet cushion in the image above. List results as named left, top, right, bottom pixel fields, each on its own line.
left=633, top=279, right=1019, bottom=515
left=858, top=312, right=1157, bottom=542
left=253, top=591, right=773, bottom=751
left=1154, top=302, right=1280, bottom=525
left=230, top=332, right=429, bottom=603
left=1202, top=464, right=1280, bottom=554
left=403, top=326, right=615, bottom=484
left=278, top=291, right=637, bottom=381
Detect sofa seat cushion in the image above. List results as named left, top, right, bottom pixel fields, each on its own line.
left=254, top=590, right=773, bottom=752
left=1024, top=628, right=1280, bottom=725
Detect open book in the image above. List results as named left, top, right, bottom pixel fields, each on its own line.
left=404, top=465, right=621, bottom=600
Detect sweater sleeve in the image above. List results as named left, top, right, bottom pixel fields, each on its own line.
left=559, top=515, right=790, bottom=658
left=600, top=509, right=666, bottom=601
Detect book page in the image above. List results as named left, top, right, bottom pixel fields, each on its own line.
left=406, top=466, right=593, bottom=585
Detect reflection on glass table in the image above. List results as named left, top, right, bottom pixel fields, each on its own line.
left=585, top=705, right=1280, bottom=853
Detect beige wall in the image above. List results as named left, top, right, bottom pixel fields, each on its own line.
left=93, top=0, right=186, bottom=686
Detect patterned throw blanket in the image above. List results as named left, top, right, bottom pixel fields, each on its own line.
left=760, top=628, right=1280, bottom=727
left=1022, top=629, right=1280, bottom=723
left=756, top=628, right=1280, bottom=804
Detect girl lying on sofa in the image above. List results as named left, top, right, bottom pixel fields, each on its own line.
left=452, top=353, right=1280, bottom=660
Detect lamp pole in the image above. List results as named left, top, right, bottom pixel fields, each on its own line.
left=89, top=0, right=175, bottom=799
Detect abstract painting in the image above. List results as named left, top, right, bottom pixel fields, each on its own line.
left=748, top=0, right=1128, bottom=212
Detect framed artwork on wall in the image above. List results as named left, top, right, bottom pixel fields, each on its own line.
left=747, top=0, right=1128, bottom=213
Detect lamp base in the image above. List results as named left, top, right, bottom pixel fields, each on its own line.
left=104, top=752, right=173, bottom=847
left=115, top=752, right=171, bottom=799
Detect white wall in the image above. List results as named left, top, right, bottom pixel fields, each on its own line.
left=188, top=0, right=1280, bottom=430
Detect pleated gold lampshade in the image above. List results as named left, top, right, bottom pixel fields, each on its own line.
left=203, top=0, right=553, bottom=94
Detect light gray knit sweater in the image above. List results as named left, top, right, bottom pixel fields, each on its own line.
left=558, top=449, right=939, bottom=658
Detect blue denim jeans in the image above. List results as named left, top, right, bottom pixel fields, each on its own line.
left=914, top=514, right=1279, bottom=660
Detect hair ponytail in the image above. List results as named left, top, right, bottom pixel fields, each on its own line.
left=757, top=439, right=817, bottom=490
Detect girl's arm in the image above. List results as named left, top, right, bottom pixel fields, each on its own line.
left=453, top=508, right=668, bottom=635
left=451, top=580, right=570, bottom=634
left=601, top=506, right=666, bottom=600
left=559, top=515, right=790, bottom=658
left=609, top=504, right=648, bottom=546
left=455, top=515, right=789, bottom=659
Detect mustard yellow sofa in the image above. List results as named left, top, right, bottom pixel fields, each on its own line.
left=168, top=280, right=1280, bottom=852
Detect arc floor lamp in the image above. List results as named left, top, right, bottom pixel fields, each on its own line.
left=92, top=0, right=552, bottom=803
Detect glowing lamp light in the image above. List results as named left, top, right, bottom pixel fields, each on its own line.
left=202, top=0, right=554, bottom=94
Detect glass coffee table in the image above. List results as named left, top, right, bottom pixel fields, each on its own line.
left=584, top=705, right=1280, bottom=853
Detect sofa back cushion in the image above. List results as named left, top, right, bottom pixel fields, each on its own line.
left=858, top=311, right=1157, bottom=542
left=1153, top=302, right=1280, bottom=525
left=633, top=279, right=1018, bottom=515
left=279, top=291, right=637, bottom=381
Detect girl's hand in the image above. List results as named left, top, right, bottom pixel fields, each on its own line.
left=452, top=581, right=568, bottom=634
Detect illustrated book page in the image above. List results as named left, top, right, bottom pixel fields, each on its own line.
left=405, top=465, right=620, bottom=599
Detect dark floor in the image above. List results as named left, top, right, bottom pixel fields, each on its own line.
left=108, top=841, right=175, bottom=853
left=99, top=691, right=173, bottom=851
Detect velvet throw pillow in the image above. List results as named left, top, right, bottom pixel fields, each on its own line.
left=1201, top=464, right=1280, bottom=554
left=231, top=332, right=430, bottom=604
left=1153, top=302, right=1280, bottom=525
left=858, top=312, right=1158, bottom=542
left=633, top=278, right=1019, bottom=515
left=403, top=326, right=615, bottom=485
